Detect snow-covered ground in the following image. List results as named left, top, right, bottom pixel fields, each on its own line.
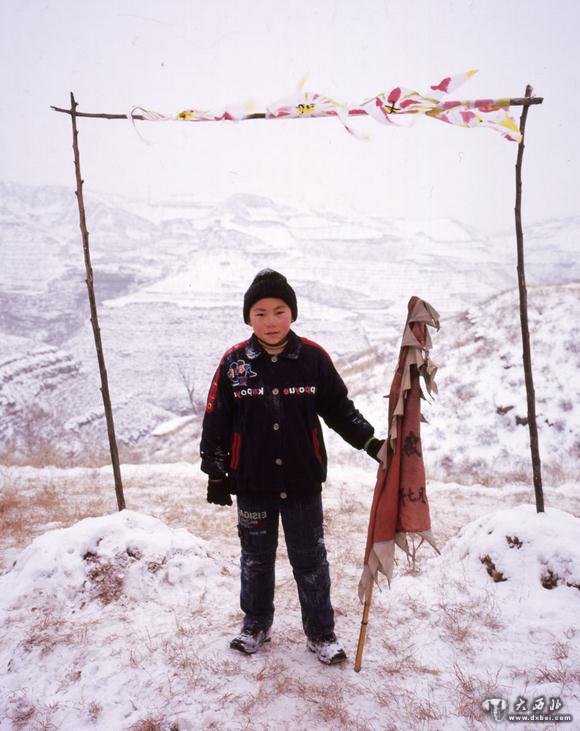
left=0, top=462, right=578, bottom=730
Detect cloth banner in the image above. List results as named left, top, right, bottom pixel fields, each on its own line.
left=130, top=69, right=522, bottom=142
left=358, top=297, right=440, bottom=602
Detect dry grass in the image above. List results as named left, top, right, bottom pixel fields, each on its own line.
left=371, top=682, right=445, bottom=729
left=452, top=664, right=506, bottom=723
left=4, top=691, right=59, bottom=731
left=533, top=664, right=580, bottom=685
left=240, top=686, right=275, bottom=716
left=86, top=700, right=103, bottom=722
left=404, top=695, right=443, bottom=723
left=506, top=660, right=580, bottom=705
left=17, top=607, right=88, bottom=660
left=2, top=438, right=109, bottom=469
left=431, top=579, right=505, bottom=653
left=0, top=464, right=214, bottom=575
left=0, top=474, right=113, bottom=572
left=3, top=479, right=97, bottom=543
left=432, top=453, right=578, bottom=488
left=162, top=634, right=205, bottom=686
left=82, top=551, right=126, bottom=605
left=0, top=486, right=28, bottom=537
left=302, top=680, right=353, bottom=727
left=552, top=641, right=570, bottom=661
left=6, top=694, right=36, bottom=730
left=128, top=718, right=166, bottom=731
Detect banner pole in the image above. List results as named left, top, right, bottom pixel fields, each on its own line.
left=354, top=581, right=374, bottom=672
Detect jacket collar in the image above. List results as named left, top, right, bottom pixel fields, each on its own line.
left=246, top=330, right=302, bottom=361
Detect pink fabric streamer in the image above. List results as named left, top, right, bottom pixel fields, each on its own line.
left=130, top=70, right=522, bottom=142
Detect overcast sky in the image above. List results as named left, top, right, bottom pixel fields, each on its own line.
left=2, top=1, right=579, bottom=233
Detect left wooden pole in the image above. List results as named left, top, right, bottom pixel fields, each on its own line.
left=69, top=92, right=126, bottom=511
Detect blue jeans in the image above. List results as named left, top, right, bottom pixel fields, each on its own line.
left=236, top=492, right=335, bottom=640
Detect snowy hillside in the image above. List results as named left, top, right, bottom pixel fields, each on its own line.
left=0, top=181, right=579, bottom=483
left=346, top=283, right=580, bottom=486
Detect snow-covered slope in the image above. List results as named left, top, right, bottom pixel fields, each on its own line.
left=0, top=181, right=578, bottom=483
left=0, top=485, right=578, bottom=730
left=347, top=283, right=580, bottom=486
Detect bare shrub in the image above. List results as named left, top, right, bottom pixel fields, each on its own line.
left=87, top=700, right=102, bottom=722
left=128, top=718, right=165, bottom=731
left=552, top=641, right=570, bottom=661
left=480, top=554, right=507, bottom=582
left=7, top=694, right=36, bottom=729
left=506, top=535, right=523, bottom=549
left=82, top=551, right=125, bottom=605
left=541, top=568, right=558, bottom=590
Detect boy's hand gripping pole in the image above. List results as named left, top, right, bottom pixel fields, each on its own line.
left=354, top=580, right=374, bottom=672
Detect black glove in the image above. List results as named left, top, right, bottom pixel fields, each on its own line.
left=365, top=437, right=385, bottom=463
left=207, top=477, right=233, bottom=506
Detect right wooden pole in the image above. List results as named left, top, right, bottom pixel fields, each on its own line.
left=514, top=84, right=544, bottom=513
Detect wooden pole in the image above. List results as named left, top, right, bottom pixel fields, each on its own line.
left=69, top=92, right=126, bottom=511
left=354, top=580, right=374, bottom=672
left=514, top=85, right=544, bottom=513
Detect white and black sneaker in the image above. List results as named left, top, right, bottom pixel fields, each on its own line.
left=307, top=634, right=347, bottom=665
left=230, top=627, right=271, bottom=655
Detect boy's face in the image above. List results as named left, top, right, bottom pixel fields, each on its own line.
left=248, top=298, right=292, bottom=346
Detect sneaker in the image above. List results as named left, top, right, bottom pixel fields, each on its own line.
left=307, top=634, right=347, bottom=665
left=230, top=627, right=271, bottom=655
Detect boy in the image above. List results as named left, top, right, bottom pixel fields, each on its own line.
left=200, top=269, right=382, bottom=665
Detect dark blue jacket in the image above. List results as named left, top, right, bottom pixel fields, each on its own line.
left=200, top=330, right=374, bottom=497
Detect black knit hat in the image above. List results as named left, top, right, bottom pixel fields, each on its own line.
left=243, top=269, right=298, bottom=324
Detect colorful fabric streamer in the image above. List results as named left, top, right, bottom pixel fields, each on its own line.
left=359, top=70, right=521, bottom=141
left=130, top=70, right=522, bottom=142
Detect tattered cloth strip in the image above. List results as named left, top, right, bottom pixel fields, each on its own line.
left=358, top=297, right=440, bottom=602
left=130, top=69, right=521, bottom=142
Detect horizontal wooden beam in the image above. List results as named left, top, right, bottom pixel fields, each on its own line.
left=50, top=95, right=543, bottom=122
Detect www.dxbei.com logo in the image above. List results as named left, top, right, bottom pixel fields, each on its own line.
left=481, top=695, right=573, bottom=723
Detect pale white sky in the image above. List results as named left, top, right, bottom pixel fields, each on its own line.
left=1, top=0, right=579, bottom=233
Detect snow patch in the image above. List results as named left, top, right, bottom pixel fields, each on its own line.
left=0, top=510, right=215, bottom=612
left=151, top=414, right=195, bottom=437
left=444, top=504, right=580, bottom=595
